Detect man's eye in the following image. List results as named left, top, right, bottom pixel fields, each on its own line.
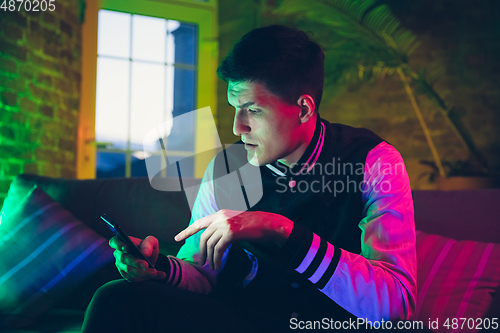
left=248, top=109, right=261, bottom=114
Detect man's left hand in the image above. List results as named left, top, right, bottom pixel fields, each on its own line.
left=174, top=209, right=293, bottom=270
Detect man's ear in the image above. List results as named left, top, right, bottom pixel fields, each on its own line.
left=296, top=95, right=315, bottom=123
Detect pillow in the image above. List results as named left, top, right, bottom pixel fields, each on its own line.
left=412, top=231, right=500, bottom=332
left=0, top=186, right=114, bottom=329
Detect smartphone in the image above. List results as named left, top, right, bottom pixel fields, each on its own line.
left=100, top=214, right=156, bottom=269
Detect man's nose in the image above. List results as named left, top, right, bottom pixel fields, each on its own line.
left=233, top=110, right=251, bottom=136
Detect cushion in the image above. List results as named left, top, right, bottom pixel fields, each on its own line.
left=412, top=231, right=500, bottom=332
left=1, top=174, right=107, bottom=229
left=412, top=189, right=500, bottom=243
left=0, top=186, right=114, bottom=329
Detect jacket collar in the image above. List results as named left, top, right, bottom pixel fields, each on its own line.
left=266, top=117, right=326, bottom=177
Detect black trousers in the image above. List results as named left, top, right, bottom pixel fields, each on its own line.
left=82, top=279, right=434, bottom=333
left=81, top=279, right=267, bottom=333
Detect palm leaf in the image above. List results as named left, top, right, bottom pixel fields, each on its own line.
left=274, top=0, right=486, bottom=171
left=275, top=0, right=420, bottom=65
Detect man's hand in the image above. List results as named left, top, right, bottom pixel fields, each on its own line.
left=174, top=209, right=293, bottom=270
left=109, top=235, right=167, bottom=282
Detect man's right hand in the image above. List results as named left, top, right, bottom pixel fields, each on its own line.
left=109, top=235, right=167, bottom=282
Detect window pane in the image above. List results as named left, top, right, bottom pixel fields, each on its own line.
left=132, top=15, right=166, bottom=63
left=96, top=152, right=126, bottom=178
left=131, top=153, right=156, bottom=177
left=95, top=58, right=130, bottom=149
left=166, top=64, right=174, bottom=119
left=166, top=28, right=176, bottom=64
left=98, top=10, right=131, bottom=58
left=173, top=68, right=196, bottom=117
left=130, top=62, right=166, bottom=151
left=95, top=10, right=199, bottom=180
left=166, top=67, right=196, bottom=152
left=172, top=23, right=197, bottom=65
left=167, top=109, right=195, bottom=152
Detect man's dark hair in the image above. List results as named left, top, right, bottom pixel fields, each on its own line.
left=217, top=25, right=325, bottom=113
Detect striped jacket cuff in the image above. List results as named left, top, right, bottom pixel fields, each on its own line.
left=281, top=223, right=342, bottom=289
left=155, top=254, right=182, bottom=286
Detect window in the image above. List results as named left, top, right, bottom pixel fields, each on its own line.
left=95, top=11, right=197, bottom=178
left=78, top=0, right=218, bottom=180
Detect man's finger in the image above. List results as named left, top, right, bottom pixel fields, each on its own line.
left=199, top=227, right=217, bottom=266
left=110, top=236, right=142, bottom=253
left=109, top=236, right=126, bottom=251
left=174, top=213, right=218, bottom=242
left=147, top=236, right=160, bottom=258
left=114, top=250, right=146, bottom=268
left=152, top=270, right=167, bottom=280
left=129, top=236, right=142, bottom=246
left=116, top=260, right=139, bottom=277
left=205, top=231, right=223, bottom=271
left=117, top=266, right=131, bottom=282
left=213, top=236, right=231, bottom=271
left=116, top=259, right=157, bottom=280
left=139, top=236, right=158, bottom=257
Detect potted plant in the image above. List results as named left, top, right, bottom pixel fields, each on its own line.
left=274, top=0, right=495, bottom=189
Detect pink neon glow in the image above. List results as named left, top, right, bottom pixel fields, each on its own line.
left=295, top=122, right=325, bottom=176
left=307, top=123, right=325, bottom=173
left=309, top=242, right=335, bottom=284
left=296, top=233, right=321, bottom=273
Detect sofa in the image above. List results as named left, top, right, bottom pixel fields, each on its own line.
left=0, top=173, right=499, bottom=333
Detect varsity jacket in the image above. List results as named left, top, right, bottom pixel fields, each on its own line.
left=157, top=117, right=417, bottom=322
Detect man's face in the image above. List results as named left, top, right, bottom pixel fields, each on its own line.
left=227, top=81, right=305, bottom=166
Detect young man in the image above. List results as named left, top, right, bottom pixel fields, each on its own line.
left=83, top=25, right=420, bottom=332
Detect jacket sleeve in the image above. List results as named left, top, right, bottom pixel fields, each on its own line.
left=281, top=142, right=417, bottom=321
left=156, top=158, right=228, bottom=294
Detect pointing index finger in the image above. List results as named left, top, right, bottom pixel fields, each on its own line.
left=174, top=213, right=217, bottom=242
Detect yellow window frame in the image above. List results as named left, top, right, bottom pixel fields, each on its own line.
left=77, top=0, right=218, bottom=179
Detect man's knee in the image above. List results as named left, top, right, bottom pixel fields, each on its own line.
left=83, top=280, right=132, bottom=333
left=91, top=279, right=130, bottom=304
left=89, top=279, right=181, bottom=312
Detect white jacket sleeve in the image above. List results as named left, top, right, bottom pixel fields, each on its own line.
left=157, top=158, right=231, bottom=294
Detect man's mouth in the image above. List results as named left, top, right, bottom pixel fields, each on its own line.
left=244, top=142, right=258, bottom=150
left=242, top=139, right=257, bottom=146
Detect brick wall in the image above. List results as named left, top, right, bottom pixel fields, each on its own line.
left=0, top=0, right=82, bottom=208
left=217, top=0, right=500, bottom=189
